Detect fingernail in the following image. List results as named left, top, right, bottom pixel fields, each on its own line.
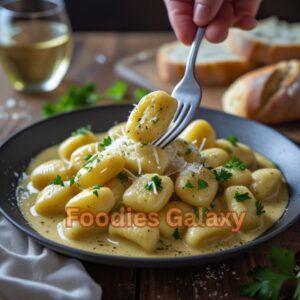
left=194, top=3, right=210, bottom=23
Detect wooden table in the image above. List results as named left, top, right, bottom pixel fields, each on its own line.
left=1, top=32, right=300, bottom=300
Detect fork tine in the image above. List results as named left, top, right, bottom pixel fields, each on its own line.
left=152, top=102, right=185, bottom=146
left=154, top=104, right=191, bottom=147
left=172, top=101, right=184, bottom=121
left=158, top=105, right=195, bottom=148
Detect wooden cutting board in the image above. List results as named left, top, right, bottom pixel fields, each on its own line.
left=115, top=48, right=300, bottom=144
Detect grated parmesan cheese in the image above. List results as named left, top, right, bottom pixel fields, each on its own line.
left=137, top=157, right=142, bottom=175
left=153, top=147, right=160, bottom=166
left=199, top=138, right=207, bottom=152
left=151, top=181, right=158, bottom=195
left=123, top=168, right=137, bottom=180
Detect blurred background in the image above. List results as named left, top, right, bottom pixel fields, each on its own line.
left=65, top=0, right=300, bottom=31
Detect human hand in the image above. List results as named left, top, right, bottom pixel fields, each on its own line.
left=164, top=0, right=262, bottom=44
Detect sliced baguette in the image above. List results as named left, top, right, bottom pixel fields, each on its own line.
left=157, top=41, right=257, bottom=86
left=222, top=60, right=300, bottom=124
left=227, top=17, right=300, bottom=64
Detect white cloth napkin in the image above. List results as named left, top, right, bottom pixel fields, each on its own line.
left=0, top=216, right=102, bottom=300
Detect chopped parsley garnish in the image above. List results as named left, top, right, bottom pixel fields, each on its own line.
left=105, top=80, right=127, bottom=101
left=241, top=247, right=299, bottom=300
left=255, top=201, right=266, bottom=216
left=144, top=176, right=163, bottom=193
left=184, top=180, right=194, bottom=189
left=83, top=154, right=100, bottom=172
left=52, top=175, right=64, bottom=186
left=202, top=207, right=209, bottom=218
left=84, top=154, right=92, bottom=162
left=213, top=168, right=233, bottom=182
left=235, top=192, right=251, bottom=202
left=185, top=148, right=192, bottom=155
left=198, top=179, right=208, bottom=189
left=92, top=185, right=101, bottom=197
left=225, top=156, right=246, bottom=170
left=193, top=207, right=200, bottom=223
left=71, top=125, right=91, bottom=136
left=42, top=83, right=100, bottom=118
left=69, top=176, right=75, bottom=186
left=99, top=136, right=112, bottom=148
left=226, top=135, right=239, bottom=146
left=172, top=228, right=181, bottom=240
left=116, top=172, right=128, bottom=184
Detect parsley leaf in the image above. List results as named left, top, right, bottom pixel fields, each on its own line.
left=235, top=192, right=251, bottom=202
left=185, top=148, right=192, bottom=155
left=105, top=80, right=127, bottom=101
left=184, top=180, right=194, bottom=189
left=84, top=154, right=92, bottom=162
left=69, top=176, right=75, bottom=186
left=99, top=136, right=113, bottom=148
left=144, top=176, right=163, bottom=193
left=116, top=172, right=128, bottom=184
left=133, top=88, right=148, bottom=103
left=269, top=247, right=295, bottom=277
left=172, top=228, right=181, bottom=240
left=241, top=247, right=299, bottom=300
left=198, top=179, right=208, bottom=189
left=92, top=185, right=101, bottom=197
left=72, top=125, right=91, bottom=136
left=52, top=175, right=64, bottom=186
left=202, top=207, right=209, bottom=218
left=193, top=207, right=200, bottom=223
left=225, top=156, right=246, bottom=170
left=213, top=168, right=233, bottom=182
left=226, top=135, right=239, bottom=146
left=42, top=83, right=100, bottom=117
left=256, top=201, right=266, bottom=216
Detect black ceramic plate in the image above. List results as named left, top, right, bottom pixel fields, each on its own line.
left=0, top=105, right=300, bottom=268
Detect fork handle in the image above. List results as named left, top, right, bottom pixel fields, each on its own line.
left=184, top=27, right=206, bottom=78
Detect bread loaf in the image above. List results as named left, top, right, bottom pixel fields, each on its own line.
left=227, top=17, right=300, bottom=64
left=222, top=60, right=300, bottom=124
left=157, top=41, right=257, bottom=86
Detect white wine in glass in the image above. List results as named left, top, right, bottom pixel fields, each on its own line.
left=0, top=0, right=72, bottom=93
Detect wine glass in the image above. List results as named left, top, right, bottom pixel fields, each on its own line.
left=0, top=0, right=73, bottom=93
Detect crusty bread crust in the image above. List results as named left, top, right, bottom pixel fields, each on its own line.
left=223, top=60, right=300, bottom=124
left=157, top=42, right=257, bottom=86
left=227, top=30, right=300, bottom=65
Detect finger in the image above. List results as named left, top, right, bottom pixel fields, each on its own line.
left=205, top=1, right=234, bottom=43
left=164, top=0, right=196, bottom=45
left=193, top=0, right=224, bottom=26
left=234, top=15, right=257, bottom=30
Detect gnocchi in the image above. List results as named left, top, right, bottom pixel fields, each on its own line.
left=123, top=174, right=174, bottom=212
left=179, top=119, right=216, bottom=149
left=75, top=150, right=125, bottom=188
left=223, top=186, right=261, bottom=231
left=251, top=168, right=283, bottom=202
left=58, top=128, right=97, bottom=160
left=109, top=214, right=160, bottom=252
left=175, top=166, right=218, bottom=207
left=31, top=159, right=74, bottom=190
left=126, top=91, right=177, bottom=144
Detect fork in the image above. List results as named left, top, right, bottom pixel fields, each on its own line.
left=153, top=27, right=206, bottom=148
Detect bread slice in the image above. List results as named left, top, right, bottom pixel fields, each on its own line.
left=222, top=60, right=300, bottom=124
left=227, top=17, right=300, bottom=64
left=157, top=41, right=257, bottom=86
